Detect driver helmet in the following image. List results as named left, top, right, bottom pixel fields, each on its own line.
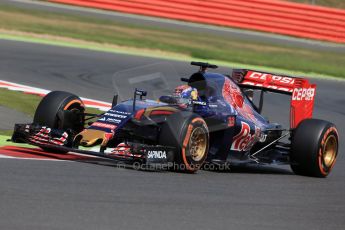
left=173, top=85, right=199, bottom=105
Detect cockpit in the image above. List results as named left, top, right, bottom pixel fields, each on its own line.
left=159, top=62, right=226, bottom=105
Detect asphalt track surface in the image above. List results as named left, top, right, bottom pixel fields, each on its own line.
left=0, top=40, right=345, bottom=230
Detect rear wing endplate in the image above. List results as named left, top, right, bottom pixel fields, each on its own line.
left=234, top=70, right=316, bottom=129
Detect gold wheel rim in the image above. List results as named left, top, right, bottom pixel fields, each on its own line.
left=189, top=127, right=207, bottom=161
left=323, top=134, right=337, bottom=168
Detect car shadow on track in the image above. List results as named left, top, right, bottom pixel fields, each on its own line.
left=203, top=164, right=294, bottom=175
left=0, top=146, right=294, bottom=175
left=233, top=165, right=293, bottom=175
left=0, top=145, right=128, bottom=166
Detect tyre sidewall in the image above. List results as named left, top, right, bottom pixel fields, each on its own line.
left=34, top=91, right=84, bottom=129
left=33, top=91, right=84, bottom=153
left=159, top=112, right=209, bottom=172
left=180, top=116, right=209, bottom=171
left=291, top=119, right=338, bottom=177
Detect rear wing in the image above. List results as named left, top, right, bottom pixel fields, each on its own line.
left=233, top=70, right=316, bottom=129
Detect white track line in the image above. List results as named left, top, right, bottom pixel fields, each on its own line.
left=0, top=80, right=111, bottom=111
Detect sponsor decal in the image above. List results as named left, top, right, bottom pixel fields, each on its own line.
left=147, top=150, right=167, bottom=159
left=106, top=118, right=122, bottom=124
left=292, top=88, right=315, bottom=101
left=247, top=72, right=295, bottom=85
left=231, top=122, right=260, bottom=151
left=104, top=113, right=128, bottom=119
left=192, top=100, right=207, bottom=106
left=243, top=71, right=295, bottom=92
left=108, top=110, right=131, bottom=115
left=92, top=122, right=117, bottom=130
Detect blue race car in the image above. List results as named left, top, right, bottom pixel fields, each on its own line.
left=11, top=62, right=339, bottom=177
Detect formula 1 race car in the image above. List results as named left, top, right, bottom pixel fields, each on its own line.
left=11, top=62, right=339, bottom=177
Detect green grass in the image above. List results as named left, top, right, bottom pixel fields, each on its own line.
left=0, top=89, right=42, bottom=136
left=288, top=0, right=345, bottom=9
left=0, top=90, right=43, bottom=117
left=0, top=88, right=102, bottom=135
left=0, top=130, right=14, bottom=137
left=0, top=135, right=33, bottom=147
left=0, top=3, right=344, bottom=78
left=0, top=135, right=10, bottom=146
left=0, top=88, right=102, bottom=116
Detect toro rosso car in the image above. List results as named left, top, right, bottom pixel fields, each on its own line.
left=11, top=62, right=339, bottom=177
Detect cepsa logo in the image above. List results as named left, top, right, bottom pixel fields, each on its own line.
left=292, top=87, right=315, bottom=101
left=244, top=71, right=295, bottom=92
left=247, top=72, right=295, bottom=85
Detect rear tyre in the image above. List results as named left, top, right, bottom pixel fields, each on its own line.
left=290, top=119, right=338, bottom=177
left=33, top=91, right=85, bottom=153
left=159, top=112, right=209, bottom=173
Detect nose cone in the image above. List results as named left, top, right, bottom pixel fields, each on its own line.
left=75, top=129, right=113, bottom=147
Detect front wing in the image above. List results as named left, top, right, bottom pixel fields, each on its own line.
left=11, top=124, right=175, bottom=166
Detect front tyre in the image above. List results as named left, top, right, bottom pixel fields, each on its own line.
left=290, top=119, right=338, bottom=177
left=159, top=112, right=209, bottom=173
left=33, top=91, right=85, bottom=153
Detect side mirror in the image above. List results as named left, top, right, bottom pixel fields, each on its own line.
left=133, top=88, right=147, bottom=111
left=180, top=77, right=189, bottom=83
left=112, top=94, right=118, bottom=107
left=135, top=89, right=147, bottom=98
